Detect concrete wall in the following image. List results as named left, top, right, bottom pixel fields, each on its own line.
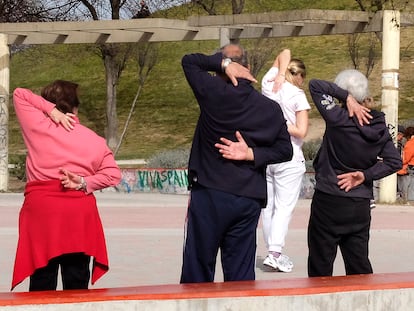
left=1, top=289, right=413, bottom=311
left=1, top=272, right=414, bottom=311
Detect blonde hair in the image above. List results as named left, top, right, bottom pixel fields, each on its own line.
left=285, top=58, right=306, bottom=88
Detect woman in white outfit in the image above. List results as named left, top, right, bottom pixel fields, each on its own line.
left=261, top=49, right=310, bottom=272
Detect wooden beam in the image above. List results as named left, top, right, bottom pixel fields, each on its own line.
left=188, top=9, right=371, bottom=27
left=0, top=10, right=413, bottom=46
left=401, top=12, right=414, bottom=27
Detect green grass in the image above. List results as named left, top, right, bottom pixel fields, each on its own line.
left=8, top=0, right=414, bottom=160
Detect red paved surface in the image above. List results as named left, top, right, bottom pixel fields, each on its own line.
left=1, top=272, right=414, bottom=306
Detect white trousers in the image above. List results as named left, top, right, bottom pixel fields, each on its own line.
left=262, top=159, right=306, bottom=253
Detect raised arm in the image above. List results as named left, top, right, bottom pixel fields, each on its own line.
left=13, top=88, right=75, bottom=132
left=262, top=49, right=291, bottom=96
left=309, top=79, right=371, bottom=127
left=271, top=49, right=291, bottom=93
left=181, top=52, right=256, bottom=98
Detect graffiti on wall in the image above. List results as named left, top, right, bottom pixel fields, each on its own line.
left=387, top=123, right=397, bottom=141
left=118, top=168, right=189, bottom=194
left=115, top=168, right=316, bottom=198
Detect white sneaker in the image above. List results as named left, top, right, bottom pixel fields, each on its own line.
left=263, top=253, right=293, bottom=272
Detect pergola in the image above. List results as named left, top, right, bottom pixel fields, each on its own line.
left=0, top=9, right=412, bottom=201
left=0, top=9, right=412, bottom=44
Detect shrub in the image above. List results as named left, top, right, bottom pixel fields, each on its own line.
left=145, top=148, right=190, bottom=169
left=302, top=139, right=322, bottom=161
left=146, top=139, right=323, bottom=170
left=9, top=154, right=26, bottom=181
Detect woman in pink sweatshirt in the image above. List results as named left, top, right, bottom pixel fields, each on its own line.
left=12, top=80, right=121, bottom=291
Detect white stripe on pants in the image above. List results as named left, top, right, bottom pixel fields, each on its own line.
left=262, top=159, right=306, bottom=253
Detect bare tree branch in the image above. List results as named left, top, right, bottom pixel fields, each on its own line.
left=347, top=34, right=360, bottom=70
left=114, top=43, right=159, bottom=155
left=191, top=0, right=216, bottom=15
left=365, top=33, right=378, bottom=77
left=0, top=0, right=48, bottom=22
left=190, top=0, right=245, bottom=15
left=246, top=38, right=281, bottom=77
left=79, top=0, right=99, bottom=19
left=231, top=0, right=244, bottom=14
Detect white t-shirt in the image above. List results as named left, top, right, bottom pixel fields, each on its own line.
left=262, top=66, right=311, bottom=162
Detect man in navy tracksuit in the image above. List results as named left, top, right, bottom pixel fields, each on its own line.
left=180, top=44, right=293, bottom=283
left=307, top=70, right=402, bottom=277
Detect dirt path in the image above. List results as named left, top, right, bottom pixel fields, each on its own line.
left=305, top=118, right=325, bottom=142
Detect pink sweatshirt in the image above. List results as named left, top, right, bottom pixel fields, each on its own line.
left=13, top=88, right=121, bottom=193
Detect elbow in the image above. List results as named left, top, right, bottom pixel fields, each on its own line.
left=308, top=79, right=318, bottom=93
left=394, top=159, right=404, bottom=173
left=297, top=133, right=307, bottom=140
left=386, top=158, right=404, bottom=175
left=109, top=169, right=122, bottom=186
left=181, top=54, right=192, bottom=70
left=281, top=49, right=291, bottom=57
left=113, top=172, right=122, bottom=185
left=294, top=130, right=308, bottom=140
left=13, top=87, right=23, bottom=94
left=12, top=88, right=23, bottom=100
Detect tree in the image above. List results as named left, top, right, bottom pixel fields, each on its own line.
left=78, top=1, right=137, bottom=149
left=354, top=0, right=388, bottom=11
left=114, top=43, right=158, bottom=156
left=246, top=38, right=281, bottom=77
left=0, top=0, right=47, bottom=22
left=349, top=0, right=410, bottom=77
left=100, top=43, right=135, bottom=149
left=354, top=0, right=411, bottom=12
left=190, top=0, right=245, bottom=15
left=231, top=0, right=245, bottom=14
left=347, top=33, right=379, bottom=78
left=191, top=0, right=217, bottom=15
left=38, top=0, right=151, bottom=150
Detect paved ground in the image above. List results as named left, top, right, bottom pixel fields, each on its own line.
left=0, top=192, right=413, bottom=293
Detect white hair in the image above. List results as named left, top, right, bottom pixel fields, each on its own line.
left=334, top=69, right=369, bottom=103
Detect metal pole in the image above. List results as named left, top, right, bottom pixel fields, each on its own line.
left=379, top=10, right=400, bottom=203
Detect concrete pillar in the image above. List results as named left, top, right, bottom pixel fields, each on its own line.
left=379, top=10, right=400, bottom=203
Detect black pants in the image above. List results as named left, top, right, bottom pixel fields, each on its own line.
left=307, top=190, right=373, bottom=277
left=180, top=185, right=261, bottom=283
left=29, top=253, right=91, bottom=291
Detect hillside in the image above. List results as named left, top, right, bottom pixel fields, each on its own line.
left=8, top=1, right=414, bottom=162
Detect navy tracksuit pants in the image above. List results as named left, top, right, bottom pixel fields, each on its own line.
left=180, top=185, right=261, bottom=283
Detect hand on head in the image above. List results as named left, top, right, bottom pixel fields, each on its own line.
left=49, top=108, right=76, bottom=131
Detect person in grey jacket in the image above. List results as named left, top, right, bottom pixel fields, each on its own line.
left=307, top=69, right=402, bottom=277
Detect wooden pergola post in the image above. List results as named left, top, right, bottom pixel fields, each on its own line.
left=0, top=34, right=9, bottom=191
left=219, top=28, right=230, bottom=47
left=379, top=10, right=400, bottom=203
